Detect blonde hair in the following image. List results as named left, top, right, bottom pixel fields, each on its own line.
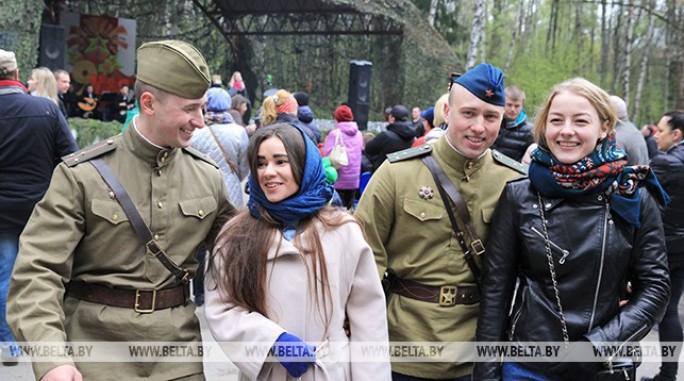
left=433, top=93, right=449, bottom=127
left=533, top=78, right=617, bottom=148
left=261, top=89, right=293, bottom=126
left=30, top=67, right=58, bottom=104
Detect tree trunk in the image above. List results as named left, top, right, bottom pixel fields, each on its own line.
left=465, top=0, right=485, bottom=70
left=632, top=5, right=655, bottom=123
left=574, top=0, right=584, bottom=74
left=610, top=3, right=623, bottom=94
left=504, top=0, right=525, bottom=72
left=621, top=0, right=635, bottom=105
left=428, top=0, right=439, bottom=27
left=599, top=0, right=609, bottom=84
left=545, top=0, right=559, bottom=54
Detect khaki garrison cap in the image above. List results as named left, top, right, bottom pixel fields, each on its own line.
left=136, top=40, right=210, bottom=99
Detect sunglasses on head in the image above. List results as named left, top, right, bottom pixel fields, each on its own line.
left=448, top=72, right=462, bottom=91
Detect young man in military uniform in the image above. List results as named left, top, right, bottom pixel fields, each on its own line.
left=7, top=40, right=236, bottom=381
left=355, top=63, right=526, bottom=381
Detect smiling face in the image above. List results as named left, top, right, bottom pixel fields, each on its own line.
left=257, top=136, right=299, bottom=203
left=444, top=84, right=503, bottom=159
left=138, top=89, right=207, bottom=148
left=544, top=91, right=608, bottom=164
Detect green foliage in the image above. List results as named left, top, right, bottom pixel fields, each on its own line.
left=69, top=118, right=122, bottom=148
left=0, top=0, right=43, bottom=82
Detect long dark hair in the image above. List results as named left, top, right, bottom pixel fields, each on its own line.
left=210, top=125, right=354, bottom=334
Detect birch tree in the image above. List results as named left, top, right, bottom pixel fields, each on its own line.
left=620, top=0, right=635, bottom=105
left=465, top=0, right=485, bottom=70
left=428, top=0, right=439, bottom=27
left=504, top=0, right=525, bottom=72
left=632, top=3, right=655, bottom=122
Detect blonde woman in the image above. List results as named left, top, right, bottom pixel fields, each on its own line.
left=474, top=78, right=670, bottom=380
left=260, top=89, right=317, bottom=142
left=27, top=67, right=58, bottom=104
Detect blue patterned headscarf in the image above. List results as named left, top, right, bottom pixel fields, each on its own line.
left=247, top=125, right=334, bottom=232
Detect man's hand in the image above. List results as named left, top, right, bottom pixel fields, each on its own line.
left=41, top=365, right=83, bottom=381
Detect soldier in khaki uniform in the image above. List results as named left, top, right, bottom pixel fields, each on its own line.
left=355, top=63, right=526, bottom=381
left=7, top=40, right=235, bottom=380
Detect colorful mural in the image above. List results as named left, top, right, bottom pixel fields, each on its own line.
left=61, top=12, right=136, bottom=96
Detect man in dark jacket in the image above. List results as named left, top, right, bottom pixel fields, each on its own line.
left=491, top=86, right=534, bottom=162
left=0, top=49, right=78, bottom=365
left=644, top=110, right=684, bottom=381
left=364, top=104, right=416, bottom=172
left=293, top=91, right=321, bottom=143
left=53, top=69, right=72, bottom=117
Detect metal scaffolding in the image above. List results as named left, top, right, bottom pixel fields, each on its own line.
left=190, top=0, right=404, bottom=36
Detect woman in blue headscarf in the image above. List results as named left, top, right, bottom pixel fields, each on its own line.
left=205, top=124, right=391, bottom=381
left=474, top=78, right=670, bottom=381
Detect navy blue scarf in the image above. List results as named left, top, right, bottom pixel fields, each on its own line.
left=247, top=126, right=334, bottom=233
left=529, top=135, right=669, bottom=227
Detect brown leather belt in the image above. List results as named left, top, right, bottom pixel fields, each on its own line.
left=66, top=281, right=190, bottom=313
left=388, top=277, right=480, bottom=307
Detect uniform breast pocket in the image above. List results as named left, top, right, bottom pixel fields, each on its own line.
left=91, top=199, right=129, bottom=225
left=178, top=196, right=217, bottom=220
left=402, top=198, right=444, bottom=222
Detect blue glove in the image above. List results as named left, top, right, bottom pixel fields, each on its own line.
left=272, top=332, right=316, bottom=378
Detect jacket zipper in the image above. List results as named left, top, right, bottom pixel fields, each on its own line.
left=605, top=323, right=648, bottom=376
left=531, top=226, right=570, bottom=264
left=508, top=291, right=526, bottom=339
left=588, top=201, right=611, bottom=331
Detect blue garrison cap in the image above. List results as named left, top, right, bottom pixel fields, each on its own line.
left=454, top=63, right=505, bottom=106
left=421, top=107, right=435, bottom=127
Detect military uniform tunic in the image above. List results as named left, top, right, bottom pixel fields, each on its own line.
left=355, top=136, right=524, bottom=379
left=8, top=125, right=235, bottom=380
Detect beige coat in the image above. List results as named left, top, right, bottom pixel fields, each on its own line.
left=205, top=215, right=391, bottom=381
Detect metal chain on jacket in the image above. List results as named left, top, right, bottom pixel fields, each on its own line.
left=537, top=192, right=570, bottom=347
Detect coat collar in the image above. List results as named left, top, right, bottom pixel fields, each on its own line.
left=267, top=230, right=301, bottom=260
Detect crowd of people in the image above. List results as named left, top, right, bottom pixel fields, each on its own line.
left=0, top=38, right=683, bottom=381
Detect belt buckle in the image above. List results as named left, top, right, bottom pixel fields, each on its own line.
left=439, top=286, right=457, bottom=307
left=471, top=239, right=485, bottom=255
left=134, top=289, right=157, bottom=313
left=146, top=240, right=162, bottom=256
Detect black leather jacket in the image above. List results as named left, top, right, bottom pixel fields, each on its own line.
left=650, top=142, right=684, bottom=255
left=473, top=178, right=670, bottom=380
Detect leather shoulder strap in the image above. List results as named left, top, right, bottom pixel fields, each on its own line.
left=90, top=158, right=190, bottom=283
left=421, top=155, right=482, bottom=285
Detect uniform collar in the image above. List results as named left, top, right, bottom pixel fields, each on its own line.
left=433, top=134, right=489, bottom=182
left=122, top=118, right=178, bottom=167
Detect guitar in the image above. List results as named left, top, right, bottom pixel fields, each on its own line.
left=78, top=97, right=98, bottom=112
